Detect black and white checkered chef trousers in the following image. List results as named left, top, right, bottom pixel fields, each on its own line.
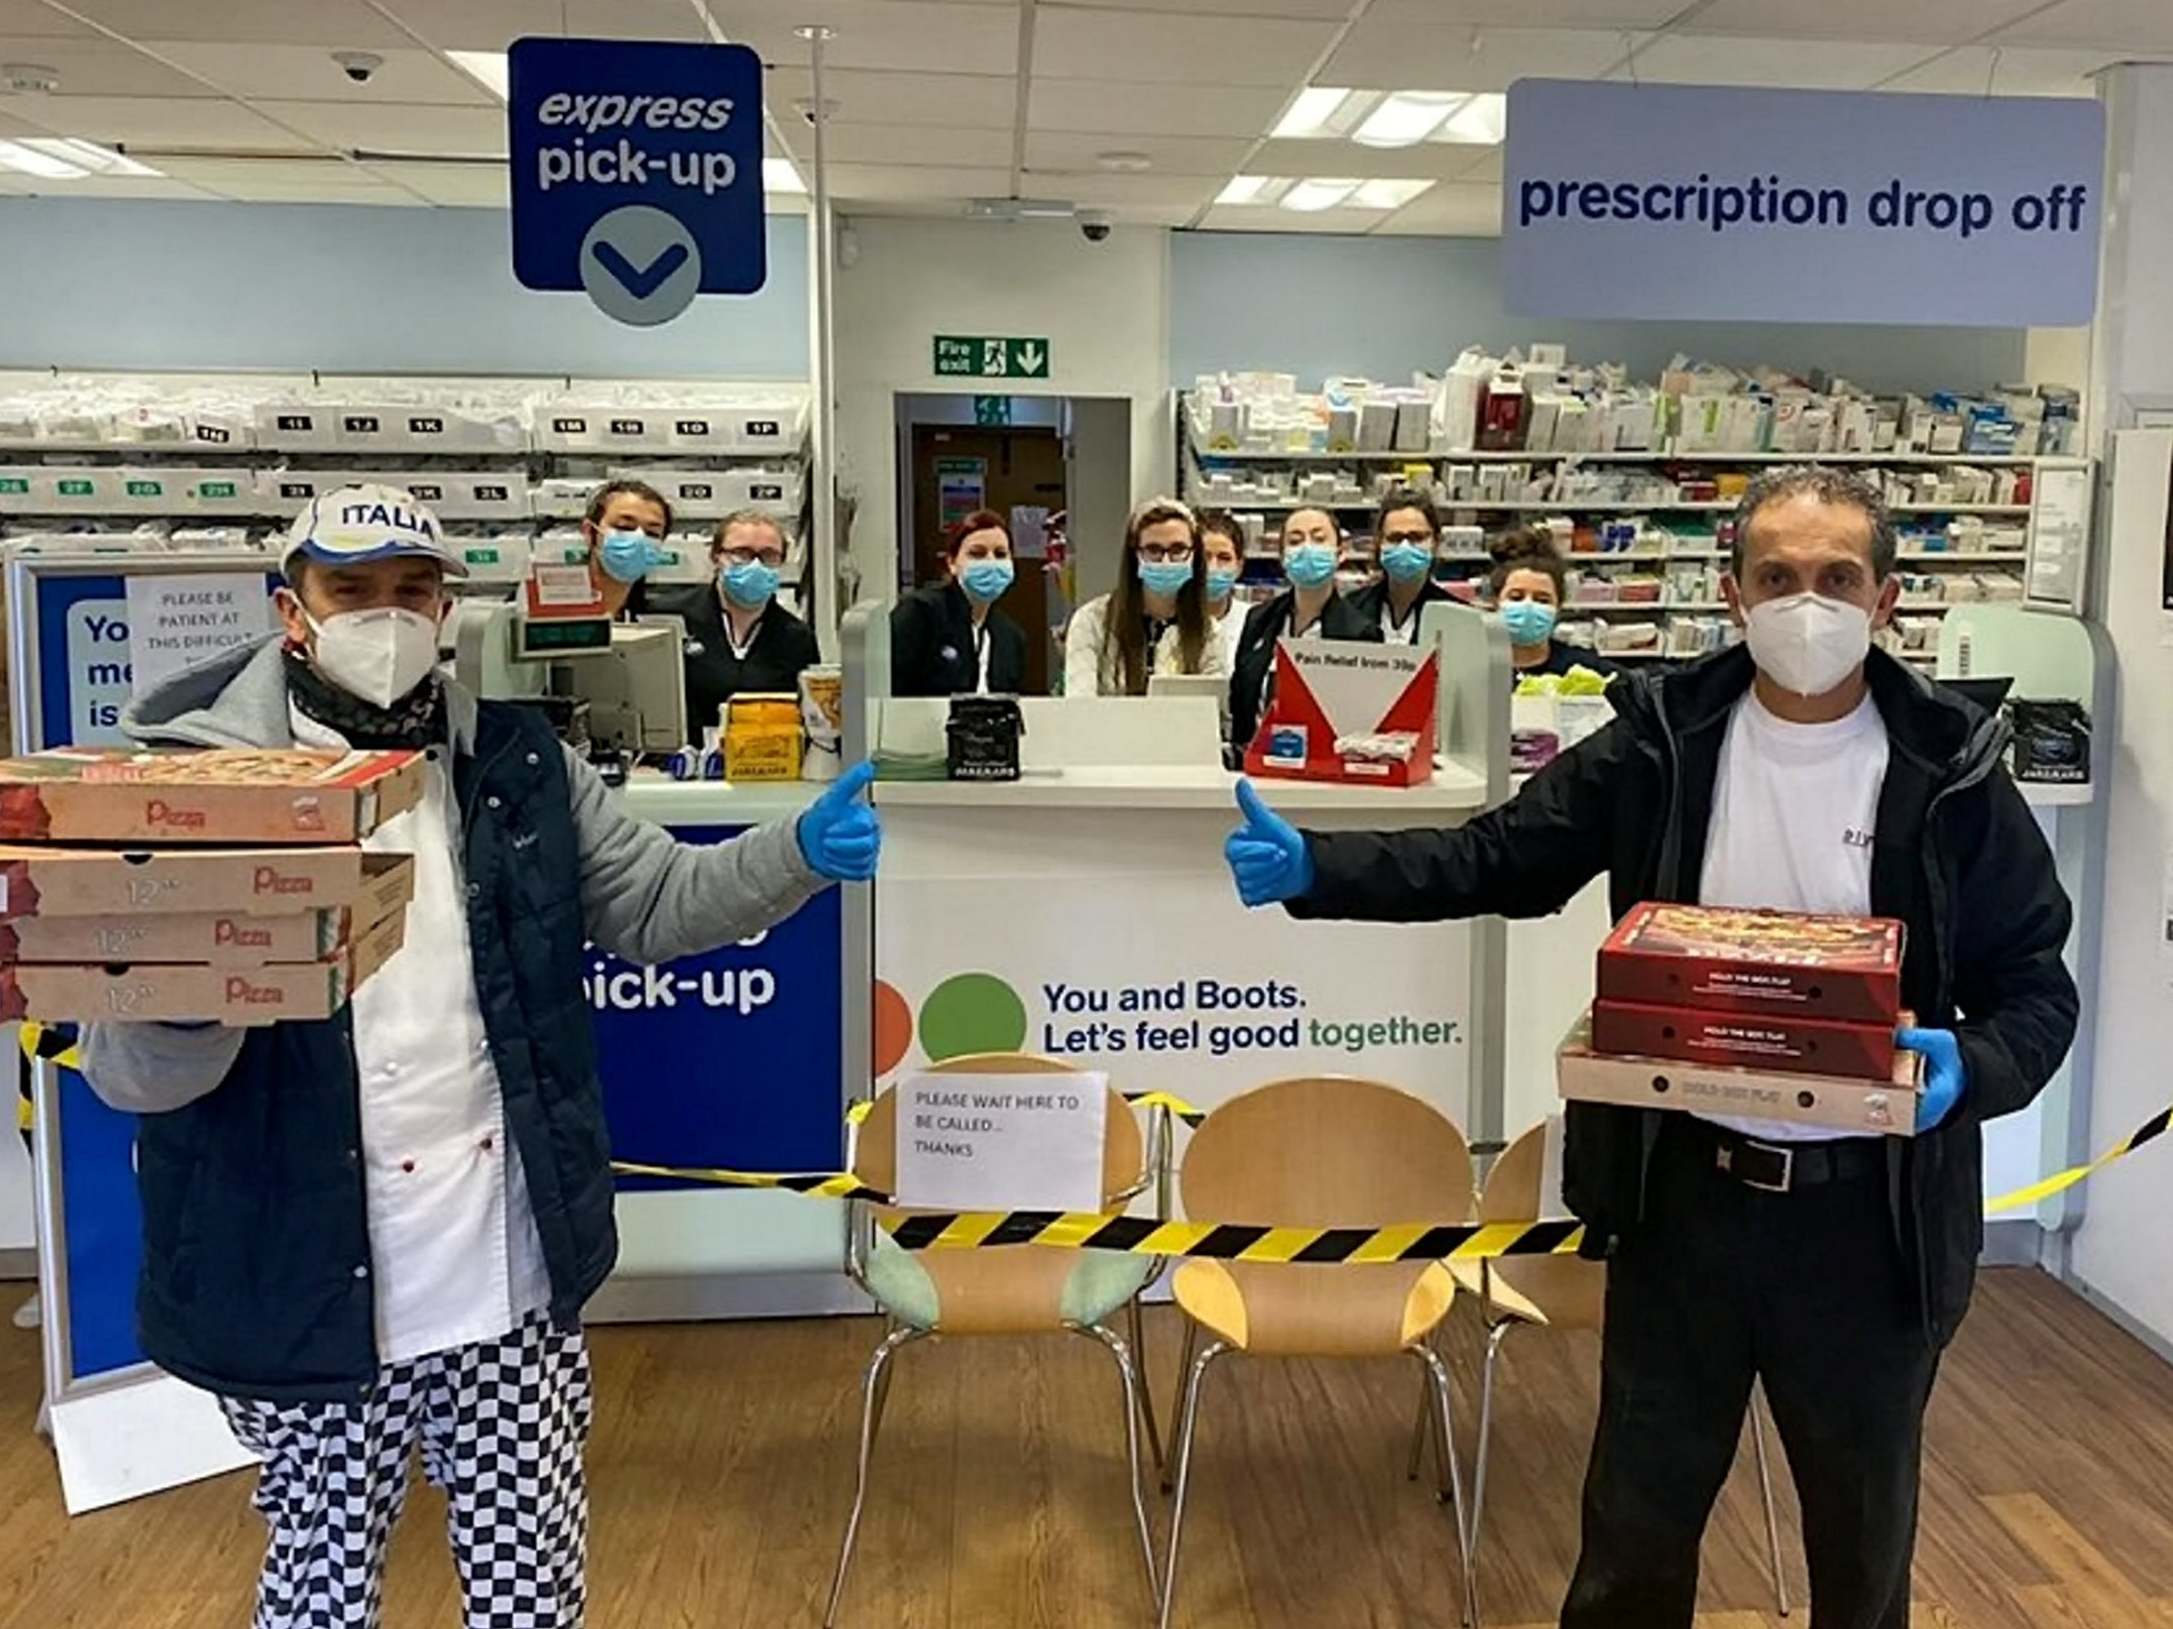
left=218, top=1311, right=592, bottom=1629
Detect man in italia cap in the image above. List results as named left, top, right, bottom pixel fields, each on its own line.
left=78, top=484, right=883, bottom=1627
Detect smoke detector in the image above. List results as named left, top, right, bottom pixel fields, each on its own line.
left=1, top=64, right=60, bottom=95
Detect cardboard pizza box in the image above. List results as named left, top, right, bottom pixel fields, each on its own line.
left=1591, top=997, right=1896, bottom=1081
left=0, top=853, right=412, bottom=965
left=1597, top=901, right=1904, bottom=1025
left=1557, top=1012, right=1923, bottom=1138
left=0, top=843, right=402, bottom=921
left=0, top=901, right=407, bottom=1025
left=0, top=748, right=425, bottom=844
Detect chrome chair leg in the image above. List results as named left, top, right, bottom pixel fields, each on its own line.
left=1157, top=1338, right=1228, bottom=1629
left=1750, top=1384, right=1791, bottom=1618
left=1405, top=1348, right=1433, bottom=1482
left=1079, top=1323, right=1162, bottom=1603
left=1127, top=1293, right=1167, bottom=1472
left=869, top=1318, right=902, bottom=1444
left=1465, top=1320, right=1512, bottom=1627
left=823, top=1325, right=925, bottom=1629
left=1161, top=1317, right=1200, bottom=1494
left=1413, top=1340, right=1477, bottom=1629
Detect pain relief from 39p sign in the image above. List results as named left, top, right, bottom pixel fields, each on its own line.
left=0, top=748, right=425, bottom=844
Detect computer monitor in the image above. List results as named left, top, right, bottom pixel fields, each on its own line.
left=562, top=619, right=688, bottom=755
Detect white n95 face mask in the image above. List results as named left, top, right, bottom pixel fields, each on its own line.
left=1743, top=591, right=1872, bottom=698
left=306, top=607, right=442, bottom=709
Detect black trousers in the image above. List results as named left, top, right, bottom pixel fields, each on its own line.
left=1560, top=1118, right=1940, bottom=1629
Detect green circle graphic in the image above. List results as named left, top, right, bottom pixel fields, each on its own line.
left=918, top=973, right=1028, bottom=1061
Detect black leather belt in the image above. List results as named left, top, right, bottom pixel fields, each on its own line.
left=1673, top=1116, right=1887, bottom=1195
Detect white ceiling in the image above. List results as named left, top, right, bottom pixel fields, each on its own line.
left=0, top=0, right=2161, bottom=233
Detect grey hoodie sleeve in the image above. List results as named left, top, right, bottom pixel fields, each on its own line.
left=563, top=746, right=829, bottom=965
left=78, top=1021, right=246, bottom=1115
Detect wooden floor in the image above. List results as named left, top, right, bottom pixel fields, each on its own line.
left=2, top=1268, right=2171, bottom=1627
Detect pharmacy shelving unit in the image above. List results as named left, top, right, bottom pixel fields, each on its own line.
left=0, top=372, right=813, bottom=615
left=1178, top=405, right=2087, bottom=668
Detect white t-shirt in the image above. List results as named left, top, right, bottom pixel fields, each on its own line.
left=1696, top=688, right=1890, bottom=1143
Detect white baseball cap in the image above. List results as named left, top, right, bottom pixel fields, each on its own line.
left=282, top=483, right=467, bottom=578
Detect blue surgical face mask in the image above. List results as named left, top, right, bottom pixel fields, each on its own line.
left=721, top=558, right=779, bottom=608
left=1500, top=599, right=1558, bottom=646
left=961, top=557, right=1014, bottom=603
left=1282, top=542, right=1338, bottom=590
left=1205, top=566, right=1240, bottom=602
left=1139, top=559, right=1194, bottom=598
left=1381, top=541, right=1435, bottom=586
left=598, top=528, right=665, bottom=584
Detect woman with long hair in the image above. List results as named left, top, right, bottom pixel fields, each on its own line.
left=1228, top=505, right=1381, bottom=748
left=1063, top=496, right=1223, bottom=696
left=1348, top=487, right=1454, bottom=644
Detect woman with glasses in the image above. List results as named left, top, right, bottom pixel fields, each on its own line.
left=1348, top=488, right=1454, bottom=644
left=1063, top=496, right=1224, bottom=697
left=654, top=507, right=820, bottom=735
left=1228, top=505, right=1381, bottom=749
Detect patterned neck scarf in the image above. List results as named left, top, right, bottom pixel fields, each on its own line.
left=283, top=646, right=448, bottom=750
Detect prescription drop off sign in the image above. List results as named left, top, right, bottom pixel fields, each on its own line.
left=508, top=37, right=766, bottom=323
left=1501, top=79, right=2102, bottom=327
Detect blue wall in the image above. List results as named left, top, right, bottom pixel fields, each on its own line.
left=1170, top=231, right=2033, bottom=396
left=0, top=199, right=808, bottom=377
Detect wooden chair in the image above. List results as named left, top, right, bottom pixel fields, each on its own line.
left=1450, top=1119, right=1792, bottom=1624
left=1157, top=1077, right=1481, bottom=1629
left=824, top=1053, right=1164, bottom=1627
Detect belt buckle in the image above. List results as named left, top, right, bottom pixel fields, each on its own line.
left=1738, top=1139, right=1794, bottom=1194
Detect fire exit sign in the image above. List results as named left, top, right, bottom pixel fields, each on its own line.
left=934, top=334, right=1050, bottom=378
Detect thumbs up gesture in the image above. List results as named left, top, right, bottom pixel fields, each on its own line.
left=797, top=761, right=882, bottom=883
left=1225, top=778, right=1312, bottom=908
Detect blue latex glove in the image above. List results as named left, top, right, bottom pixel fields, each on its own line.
left=1225, top=778, right=1313, bottom=908
left=797, top=761, right=882, bottom=883
left=1897, top=1025, right=1965, bottom=1132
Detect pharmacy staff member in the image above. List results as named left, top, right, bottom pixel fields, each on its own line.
left=1346, top=488, right=1453, bottom=644
left=1197, top=509, right=1249, bottom=675
left=581, top=477, right=674, bottom=619
left=1226, top=467, right=2077, bottom=1629
left=890, top=508, right=1029, bottom=696
left=1064, top=496, right=1224, bottom=696
left=1489, top=528, right=1621, bottom=680
left=77, top=483, right=883, bottom=1629
left=1228, top=505, right=1380, bottom=748
left=653, top=508, right=820, bottom=735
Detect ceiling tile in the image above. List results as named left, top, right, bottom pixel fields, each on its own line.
left=1030, top=170, right=1223, bottom=208
left=360, top=158, right=511, bottom=206
left=1878, top=45, right=2127, bottom=96
left=766, top=66, right=1016, bottom=130
left=1993, top=0, right=2173, bottom=52
left=0, top=33, right=218, bottom=95
left=9, top=172, right=224, bottom=201
left=154, top=42, right=489, bottom=104
left=156, top=154, right=373, bottom=186
left=369, top=1, right=701, bottom=52
left=1194, top=203, right=1394, bottom=233
left=1363, top=0, right=1682, bottom=22
left=211, top=177, right=427, bottom=203
left=1689, top=0, right=2045, bottom=43
left=0, top=92, right=299, bottom=146
left=251, top=100, right=508, bottom=151
left=1371, top=180, right=1502, bottom=235
left=1048, top=0, right=1354, bottom=13
left=821, top=121, right=1013, bottom=165
left=826, top=161, right=1011, bottom=201
left=0, top=2, right=92, bottom=37
left=1457, top=146, right=1502, bottom=183
left=71, top=0, right=416, bottom=47
left=1248, top=136, right=1498, bottom=181
left=699, top=2, right=1022, bottom=77
left=1320, top=24, right=1631, bottom=90
left=1033, top=6, right=1340, bottom=86
left=1610, top=34, right=1943, bottom=89
left=1024, top=129, right=1252, bottom=175
left=1029, top=78, right=1285, bottom=137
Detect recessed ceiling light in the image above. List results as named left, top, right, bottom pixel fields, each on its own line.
left=448, top=50, right=509, bottom=101
left=1272, top=86, right=1383, bottom=140
left=1353, top=92, right=1465, bottom=149
left=0, top=139, right=85, bottom=179
left=763, top=157, right=805, bottom=194
left=1351, top=178, right=1435, bottom=209
left=1433, top=92, right=1506, bottom=145
left=0, top=137, right=163, bottom=180
left=1097, top=150, right=1153, bottom=172
left=1215, top=174, right=1280, bottom=206
left=1279, top=178, right=1360, bottom=213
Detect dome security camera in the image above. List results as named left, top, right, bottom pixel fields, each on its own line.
left=331, top=51, right=384, bottom=85
left=1078, top=208, right=1113, bottom=243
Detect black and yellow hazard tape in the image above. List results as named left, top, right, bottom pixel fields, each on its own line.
left=17, top=1020, right=82, bottom=1073
left=880, top=1211, right=1586, bottom=1263
left=609, top=1158, right=886, bottom=1201
left=1984, top=1102, right=2171, bottom=1214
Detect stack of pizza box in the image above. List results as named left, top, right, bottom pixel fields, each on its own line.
left=1557, top=901, right=1922, bottom=1137
left=0, top=748, right=419, bottom=1025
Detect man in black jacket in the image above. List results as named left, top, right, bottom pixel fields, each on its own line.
left=1225, top=466, right=2077, bottom=1629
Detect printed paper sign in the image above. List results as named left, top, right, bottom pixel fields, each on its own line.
left=123, top=573, right=273, bottom=698
left=1503, top=79, right=2102, bottom=325
left=893, top=1069, right=1108, bottom=1213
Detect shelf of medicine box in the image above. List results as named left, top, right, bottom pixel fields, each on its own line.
left=1187, top=432, right=1438, bottom=464
left=1443, top=448, right=2048, bottom=465
left=531, top=404, right=811, bottom=458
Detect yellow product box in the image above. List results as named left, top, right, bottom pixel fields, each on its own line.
left=725, top=694, right=804, bottom=782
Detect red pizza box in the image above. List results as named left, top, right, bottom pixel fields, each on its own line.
left=0, top=901, right=407, bottom=1025
left=1592, top=998, right=1897, bottom=1081
left=0, top=843, right=400, bottom=921
left=0, top=748, right=425, bottom=844
left=1598, top=902, right=1904, bottom=1025
left=1558, top=1012, right=1922, bottom=1138
left=0, top=853, right=412, bottom=964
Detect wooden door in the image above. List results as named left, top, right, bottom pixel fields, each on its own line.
left=909, top=424, right=1066, bottom=696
